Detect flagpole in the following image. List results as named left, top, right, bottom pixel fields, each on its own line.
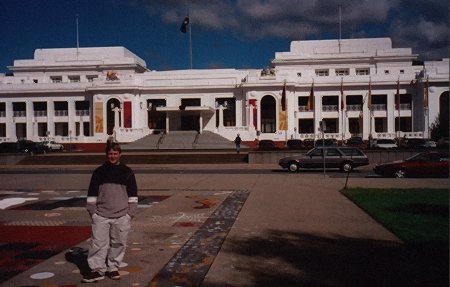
left=368, top=77, right=372, bottom=143
left=188, top=17, right=192, bottom=69
left=338, top=4, right=342, bottom=53
left=76, top=14, right=79, bottom=59
left=397, top=77, right=400, bottom=139
left=426, top=77, right=430, bottom=138
left=341, top=77, right=344, bottom=141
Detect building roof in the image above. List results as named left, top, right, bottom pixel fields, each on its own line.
left=8, top=46, right=147, bottom=73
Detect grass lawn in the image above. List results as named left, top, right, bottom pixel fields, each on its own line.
left=341, top=188, right=449, bottom=248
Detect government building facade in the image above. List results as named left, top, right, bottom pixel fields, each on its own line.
left=0, top=38, right=448, bottom=148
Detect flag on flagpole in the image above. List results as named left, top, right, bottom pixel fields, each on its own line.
left=340, top=78, right=345, bottom=110
left=424, top=77, right=429, bottom=109
left=307, top=82, right=314, bottom=111
left=180, top=15, right=189, bottom=33
left=395, top=78, right=400, bottom=110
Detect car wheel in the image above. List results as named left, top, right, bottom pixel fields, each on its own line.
left=288, top=162, right=299, bottom=172
left=341, top=162, right=353, bottom=172
left=394, top=169, right=406, bottom=178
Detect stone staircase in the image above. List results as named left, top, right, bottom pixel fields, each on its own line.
left=158, top=131, right=198, bottom=149
left=122, top=131, right=246, bottom=151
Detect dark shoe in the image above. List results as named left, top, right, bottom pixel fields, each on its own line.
left=106, top=270, right=121, bottom=280
left=82, top=271, right=104, bottom=283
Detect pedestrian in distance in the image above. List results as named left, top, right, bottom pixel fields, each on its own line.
left=234, top=134, right=242, bottom=154
left=82, top=142, right=138, bottom=283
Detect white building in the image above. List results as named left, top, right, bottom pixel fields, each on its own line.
left=0, top=38, right=448, bottom=148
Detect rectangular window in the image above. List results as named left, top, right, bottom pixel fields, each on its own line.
left=87, top=75, right=98, bottom=82
left=51, top=76, right=62, bottom=83
left=215, top=98, right=236, bottom=127
left=315, top=69, right=329, bottom=76
left=69, top=76, right=80, bottom=83
left=181, top=98, right=201, bottom=107
left=335, top=68, right=349, bottom=76
left=0, top=123, right=5, bottom=137
left=356, top=68, right=370, bottom=75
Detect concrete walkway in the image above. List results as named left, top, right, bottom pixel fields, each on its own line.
left=0, top=164, right=448, bottom=287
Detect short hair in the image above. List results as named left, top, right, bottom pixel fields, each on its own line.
left=105, top=142, right=122, bottom=154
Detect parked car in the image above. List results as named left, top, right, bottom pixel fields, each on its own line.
left=372, top=139, right=398, bottom=149
left=373, top=151, right=449, bottom=178
left=0, top=142, right=20, bottom=153
left=43, top=141, right=64, bottom=151
left=279, top=146, right=369, bottom=172
left=402, top=138, right=436, bottom=149
left=16, top=140, right=47, bottom=155
left=286, top=139, right=304, bottom=150
left=314, top=138, right=338, bottom=147
left=257, top=140, right=277, bottom=150
left=344, top=136, right=367, bottom=149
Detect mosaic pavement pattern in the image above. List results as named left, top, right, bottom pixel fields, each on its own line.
left=0, top=189, right=170, bottom=285
left=0, top=188, right=249, bottom=286
left=150, top=190, right=249, bottom=286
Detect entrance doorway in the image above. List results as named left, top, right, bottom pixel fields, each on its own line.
left=261, top=96, right=276, bottom=133
left=181, top=115, right=200, bottom=131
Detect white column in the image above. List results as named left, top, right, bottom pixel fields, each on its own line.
left=387, top=92, right=395, bottom=135
left=362, top=95, right=371, bottom=140
left=165, top=113, right=170, bottom=134
left=218, top=105, right=224, bottom=129
left=47, top=100, right=55, bottom=137
left=68, top=100, right=76, bottom=138
left=248, top=104, right=254, bottom=128
left=112, top=107, right=121, bottom=130
left=313, top=95, right=321, bottom=139
left=235, top=99, right=242, bottom=127
left=5, top=101, right=14, bottom=140
left=33, top=121, right=38, bottom=139
left=26, top=101, right=33, bottom=140
left=199, top=113, right=203, bottom=134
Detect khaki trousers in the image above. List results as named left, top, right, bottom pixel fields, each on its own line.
left=87, top=213, right=131, bottom=273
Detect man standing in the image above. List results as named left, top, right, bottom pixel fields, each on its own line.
left=82, top=142, right=138, bottom=283
left=234, top=134, right=242, bottom=154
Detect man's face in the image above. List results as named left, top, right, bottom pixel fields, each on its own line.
left=107, top=149, right=121, bottom=165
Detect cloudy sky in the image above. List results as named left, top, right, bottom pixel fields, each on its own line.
left=0, top=0, right=447, bottom=73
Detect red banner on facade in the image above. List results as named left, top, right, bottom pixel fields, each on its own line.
left=124, top=101, right=132, bottom=128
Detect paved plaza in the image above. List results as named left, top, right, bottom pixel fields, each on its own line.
left=0, top=163, right=448, bottom=286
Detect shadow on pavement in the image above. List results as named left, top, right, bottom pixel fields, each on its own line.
left=65, top=247, right=91, bottom=276
left=207, top=230, right=448, bottom=287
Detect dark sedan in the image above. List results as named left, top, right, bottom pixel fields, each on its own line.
left=279, top=146, right=369, bottom=172
left=373, top=151, right=449, bottom=178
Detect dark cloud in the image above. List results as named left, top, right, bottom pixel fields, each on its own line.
left=131, top=0, right=448, bottom=60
